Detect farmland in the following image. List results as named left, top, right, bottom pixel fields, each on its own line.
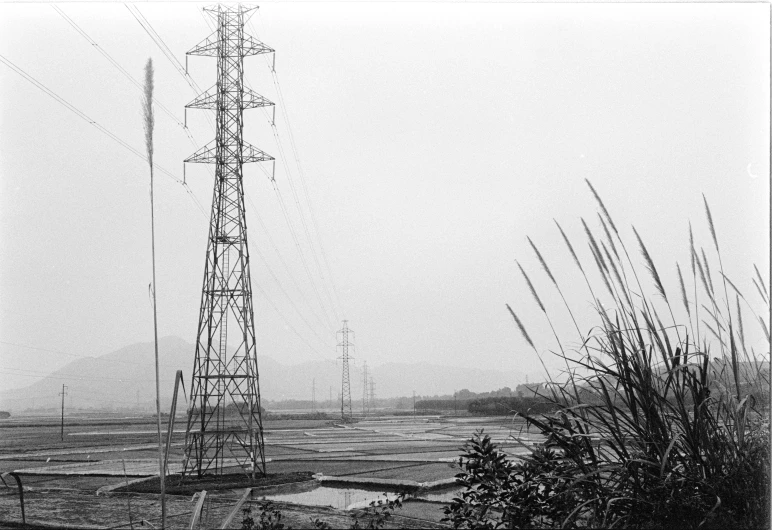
left=0, top=412, right=542, bottom=528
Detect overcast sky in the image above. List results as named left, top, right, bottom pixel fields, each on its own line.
left=0, top=2, right=769, bottom=393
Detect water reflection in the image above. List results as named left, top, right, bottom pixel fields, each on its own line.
left=262, top=486, right=463, bottom=510
left=263, top=486, right=399, bottom=510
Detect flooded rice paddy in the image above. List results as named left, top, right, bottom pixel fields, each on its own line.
left=0, top=413, right=544, bottom=528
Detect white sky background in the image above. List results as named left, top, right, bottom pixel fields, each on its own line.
left=0, top=2, right=769, bottom=395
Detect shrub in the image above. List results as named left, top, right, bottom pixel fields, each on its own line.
left=445, top=431, right=611, bottom=528
left=241, top=502, right=285, bottom=530
left=448, top=182, right=770, bottom=528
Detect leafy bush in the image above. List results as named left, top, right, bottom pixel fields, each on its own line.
left=447, top=182, right=770, bottom=529
left=241, top=502, right=285, bottom=530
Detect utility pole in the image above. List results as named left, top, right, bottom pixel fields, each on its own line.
left=337, top=320, right=354, bottom=421
left=413, top=391, right=416, bottom=417
left=59, top=385, right=68, bottom=441
left=329, top=386, right=332, bottom=409
left=312, top=378, right=316, bottom=413
left=182, top=4, right=273, bottom=479
left=454, top=390, right=457, bottom=414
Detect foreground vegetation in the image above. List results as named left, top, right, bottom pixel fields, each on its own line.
left=444, top=182, right=769, bottom=529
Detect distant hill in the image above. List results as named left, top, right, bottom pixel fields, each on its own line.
left=0, top=337, right=525, bottom=413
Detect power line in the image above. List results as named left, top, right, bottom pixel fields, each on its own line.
left=52, top=5, right=189, bottom=135
left=135, top=4, right=339, bottom=342
left=0, top=53, right=209, bottom=220
left=1, top=44, right=334, bottom=374
left=133, top=4, right=336, bottom=345
left=250, top=233, right=333, bottom=348
left=252, top=278, right=329, bottom=359
left=53, top=3, right=214, bottom=225
left=125, top=6, right=337, bottom=354
left=250, top=159, right=338, bottom=331
left=245, top=191, right=332, bottom=335
left=124, top=4, right=201, bottom=94
left=264, top=106, right=341, bottom=325
left=269, top=74, right=343, bottom=319
left=249, top=19, right=345, bottom=319
left=272, top=180, right=338, bottom=330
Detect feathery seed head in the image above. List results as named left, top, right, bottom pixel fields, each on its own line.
left=632, top=225, right=667, bottom=300
left=516, top=260, right=546, bottom=313
left=142, top=58, right=155, bottom=167
left=554, top=219, right=583, bottom=273
left=702, top=194, right=718, bottom=252
left=598, top=213, right=620, bottom=262
left=528, top=236, right=557, bottom=287
left=506, top=304, right=537, bottom=352
left=677, top=263, right=690, bottom=317
left=701, top=248, right=714, bottom=294
left=585, top=179, right=618, bottom=235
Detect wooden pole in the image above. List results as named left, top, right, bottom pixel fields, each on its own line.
left=59, top=385, right=67, bottom=441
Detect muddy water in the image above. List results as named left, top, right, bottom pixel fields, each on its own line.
left=262, top=486, right=399, bottom=510
left=261, top=485, right=462, bottom=510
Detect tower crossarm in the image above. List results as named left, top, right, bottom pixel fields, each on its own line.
left=186, top=86, right=274, bottom=110
left=241, top=34, right=274, bottom=56
left=187, top=31, right=274, bottom=57
left=185, top=141, right=275, bottom=164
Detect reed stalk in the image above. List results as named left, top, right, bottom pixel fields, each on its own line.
left=504, top=186, right=769, bottom=528
left=143, top=57, right=166, bottom=529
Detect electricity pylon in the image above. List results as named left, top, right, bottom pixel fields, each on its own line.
left=362, top=361, right=368, bottom=416
left=182, top=4, right=273, bottom=479
left=368, top=377, right=375, bottom=412
left=338, top=320, right=354, bottom=421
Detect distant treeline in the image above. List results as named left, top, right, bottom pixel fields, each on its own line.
left=414, top=399, right=473, bottom=411
left=467, top=397, right=559, bottom=415
left=414, top=396, right=558, bottom=415
left=265, top=386, right=546, bottom=413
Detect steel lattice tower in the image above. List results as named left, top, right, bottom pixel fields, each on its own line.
left=182, top=4, right=273, bottom=479
left=338, top=320, right=354, bottom=421
left=362, top=361, right=368, bottom=416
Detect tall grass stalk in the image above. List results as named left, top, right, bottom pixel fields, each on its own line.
left=505, top=187, right=769, bottom=529
left=143, top=57, right=166, bottom=529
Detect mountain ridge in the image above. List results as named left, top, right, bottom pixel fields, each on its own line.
left=0, top=336, right=524, bottom=412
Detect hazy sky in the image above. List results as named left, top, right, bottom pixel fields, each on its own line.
left=1, top=2, right=769, bottom=393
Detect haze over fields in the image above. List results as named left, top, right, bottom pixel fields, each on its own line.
left=0, top=3, right=768, bottom=401
left=0, top=336, right=526, bottom=412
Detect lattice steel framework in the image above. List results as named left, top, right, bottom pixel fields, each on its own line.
left=362, top=361, right=368, bottom=415
left=338, top=320, right=354, bottom=421
left=182, top=4, right=273, bottom=479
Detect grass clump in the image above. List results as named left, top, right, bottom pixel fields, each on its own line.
left=446, top=182, right=769, bottom=529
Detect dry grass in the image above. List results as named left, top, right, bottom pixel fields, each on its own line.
left=506, top=182, right=770, bottom=528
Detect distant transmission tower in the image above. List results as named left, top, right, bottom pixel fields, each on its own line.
left=337, top=320, right=354, bottom=421
left=362, top=361, right=368, bottom=416
left=182, top=4, right=274, bottom=479
left=369, top=377, right=375, bottom=412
